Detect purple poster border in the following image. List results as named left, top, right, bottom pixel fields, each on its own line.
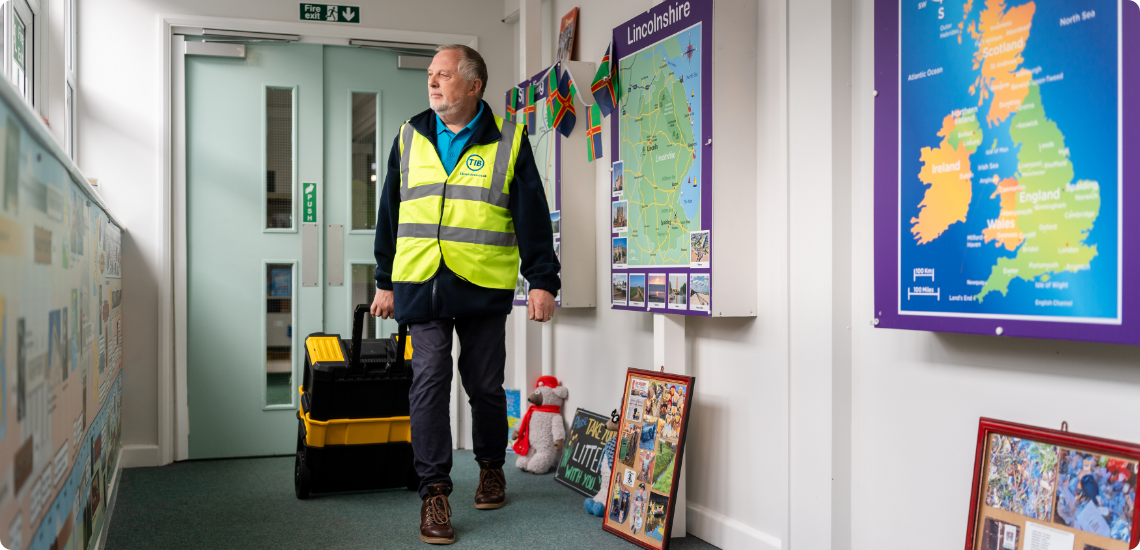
left=873, top=0, right=1140, bottom=344
left=513, top=67, right=563, bottom=307
left=609, top=0, right=714, bottom=317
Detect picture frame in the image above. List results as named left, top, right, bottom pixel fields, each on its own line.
left=965, top=418, right=1140, bottom=550
left=603, top=368, right=695, bottom=550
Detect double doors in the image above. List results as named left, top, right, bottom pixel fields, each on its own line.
left=184, top=42, right=426, bottom=458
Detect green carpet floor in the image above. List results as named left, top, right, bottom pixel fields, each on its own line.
left=106, top=450, right=719, bottom=549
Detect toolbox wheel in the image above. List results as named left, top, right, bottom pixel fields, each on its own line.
left=295, top=424, right=312, bottom=499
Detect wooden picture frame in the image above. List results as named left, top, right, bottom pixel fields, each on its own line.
left=966, top=418, right=1140, bottom=550
left=602, top=368, right=695, bottom=550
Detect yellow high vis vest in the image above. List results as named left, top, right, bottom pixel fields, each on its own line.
left=392, top=115, right=525, bottom=290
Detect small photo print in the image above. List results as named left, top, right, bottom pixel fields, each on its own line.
left=612, top=237, right=627, bottom=269
left=623, top=467, right=637, bottom=488
left=980, top=517, right=1019, bottom=550
left=551, top=211, right=561, bottom=238
left=645, top=492, right=670, bottom=541
left=612, top=200, right=628, bottom=233
left=554, top=241, right=560, bottom=262
left=612, top=160, right=624, bottom=196
left=629, top=274, right=646, bottom=307
left=648, top=274, right=667, bottom=309
left=985, top=434, right=1057, bottom=521
left=609, top=479, right=631, bottom=524
left=659, top=384, right=687, bottom=440
left=651, top=439, right=677, bottom=493
left=618, top=423, right=640, bottom=468
left=690, top=230, right=710, bottom=267
left=639, top=422, right=657, bottom=451
left=668, top=273, right=687, bottom=310
left=1053, top=447, right=1137, bottom=541
left=612, top=274, right=628, bottom=306
left=515, top=275, right=527, bottom=300
left=689, top=274, right=710, bottom=312
left=638, top=450, right=656, bottom=483
left=631, top=500, right=645, bottom=535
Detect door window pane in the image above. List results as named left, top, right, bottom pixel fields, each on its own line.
left=266, top=263, right=293, bottom=406
left=266, top=88, right=294, bottom=229
left=351, top=263, right=377, bottom=337
left=351, top=93, right=377, bottom=230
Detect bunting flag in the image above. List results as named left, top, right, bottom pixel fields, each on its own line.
left=519, top=85, right=537, bottom=133
left=554, top=67, right=577, bottom=137
left=505, top=87, right=519, bottom=122
left=586, top=103, right=603, bottom=162
left=546, top=63, right=562, bottom=128
left=590, top=40, right=618, bottom=117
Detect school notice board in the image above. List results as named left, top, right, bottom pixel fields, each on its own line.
left=602, top=369, right=694, bottom=550
left=609, top=0, right=713, bottom=317
left=512, top=67, right=563, bottom=308
left=873, top=0, right=1140, bottom=344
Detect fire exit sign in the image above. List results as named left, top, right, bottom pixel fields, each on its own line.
left=300, top=4, right=360, bottom=24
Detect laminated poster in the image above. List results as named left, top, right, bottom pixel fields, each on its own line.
left=603, top=369, right=694, bottom=550
left=609, top=0, right=713, bottom=317
left=873, top=0, right=1140, bottom=344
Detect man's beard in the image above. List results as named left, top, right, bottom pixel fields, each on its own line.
left=430, top=96, right=459, bottom=115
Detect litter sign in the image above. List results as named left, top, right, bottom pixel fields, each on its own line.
left=300, top=4, right=359, bottom=24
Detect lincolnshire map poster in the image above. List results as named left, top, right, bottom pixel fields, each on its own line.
left=874, top=0, right=1140, bottom=343
left=610, top=0, right=712, bottom=317
left=512, top=68, right=563, bottom=308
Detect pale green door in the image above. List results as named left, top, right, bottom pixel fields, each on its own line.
left=320, top=46, right=427, bottom=339
left=186, top=43, right=429, bottom=459
left=186, top=43, right=325, bottom=458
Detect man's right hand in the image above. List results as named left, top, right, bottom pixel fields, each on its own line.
left=371, top=289, right=394, bottom=319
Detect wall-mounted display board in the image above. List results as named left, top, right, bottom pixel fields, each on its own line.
left=965, top=418, right=1140, bottom=550
left=555, top=408, right=614, bottom=497
left=609, top=0, right=714, bottom=317
left=603, top=369, right=694, bottom=550
left=511, top=62, right=597, bottom=309
left=0, top=80, right=124, bottom=550
left=874, top=0, right=1140, bottom=343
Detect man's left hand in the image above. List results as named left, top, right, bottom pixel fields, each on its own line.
left=528, top=289, right=556, bottom=322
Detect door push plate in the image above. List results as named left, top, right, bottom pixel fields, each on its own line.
left=327, top=224, right=344, bottom=286
left=302, top=223, right=319, bottom=287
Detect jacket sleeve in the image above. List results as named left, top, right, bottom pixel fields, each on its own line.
left=509, top=130, right=561, bottom=295
left=374, top=134, right=402, bottom=290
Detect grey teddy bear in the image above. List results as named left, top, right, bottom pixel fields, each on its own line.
left=511, top=381, right=568, bottom=474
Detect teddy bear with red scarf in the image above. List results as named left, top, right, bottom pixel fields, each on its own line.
left=510, top=376, right=568, bottom=474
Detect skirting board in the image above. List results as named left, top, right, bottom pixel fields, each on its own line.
left=687, top=503, right=781, bottom=550
left=121, top=444, right=162, bottom=468
left=92, top=449, right=124, bottom=550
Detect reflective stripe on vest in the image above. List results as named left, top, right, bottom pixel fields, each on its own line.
left=392, top=115, right=523, bottom=290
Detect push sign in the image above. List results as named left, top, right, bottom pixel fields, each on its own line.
left=300, top=3, right=360, bottom=24
left=303, top=182, right=317, bottom=223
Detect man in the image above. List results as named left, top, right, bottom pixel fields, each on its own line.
left=371, top=44, right=559, bottom=545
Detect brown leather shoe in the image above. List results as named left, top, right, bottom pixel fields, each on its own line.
left=419, top=483, right=455, bottom=545
left=475, top=460, right=506, bottom=510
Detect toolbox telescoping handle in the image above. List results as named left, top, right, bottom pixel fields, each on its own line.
left=393, top=323, right=409, bottom=376
left=351, top=304, right=368, bottom=369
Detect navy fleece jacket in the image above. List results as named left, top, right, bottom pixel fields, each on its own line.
left=374, top=101, right=561, bottom=325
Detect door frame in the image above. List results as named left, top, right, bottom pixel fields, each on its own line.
left=162, top=14, right=477, bottom=464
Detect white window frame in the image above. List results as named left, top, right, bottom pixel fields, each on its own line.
left=64, top=0, right=76, bottom=159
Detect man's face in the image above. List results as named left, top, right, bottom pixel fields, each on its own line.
left=427, top=50, right=479, bottom=115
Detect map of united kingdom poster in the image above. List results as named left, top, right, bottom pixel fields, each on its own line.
left=610, top=0, right=712, bottom=317
left=875, top=0, right=1140, bottom=344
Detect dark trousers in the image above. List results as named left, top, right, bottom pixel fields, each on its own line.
left=408, top=314, right=508, bottom=498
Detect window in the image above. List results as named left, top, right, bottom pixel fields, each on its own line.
left=350, top=92, right=378, bottom=230
left=266, top=87, right=295, bottom=229
left=65, top=0, right=76, bottom=158
left=4, top=0, right=36, bottom=107
left=266, top=263, right=294, bottom=407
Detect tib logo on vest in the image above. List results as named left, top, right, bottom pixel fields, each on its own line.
left=462, top=154, right=488, bottom=177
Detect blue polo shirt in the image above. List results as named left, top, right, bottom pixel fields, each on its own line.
left=435, top=102, right=485, bottom=174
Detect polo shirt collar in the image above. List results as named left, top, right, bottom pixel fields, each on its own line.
left=436, top=101, right=484, bottom=137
